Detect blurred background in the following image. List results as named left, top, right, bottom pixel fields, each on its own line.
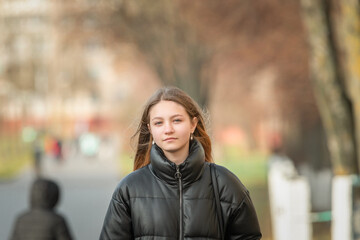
left=1, top=0, right=360, bottom=240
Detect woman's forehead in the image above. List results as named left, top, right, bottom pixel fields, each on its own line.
left=149, top=100, right=187, bottom=118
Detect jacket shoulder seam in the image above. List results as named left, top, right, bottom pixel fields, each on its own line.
left=112, top=196, right=128, bottom=206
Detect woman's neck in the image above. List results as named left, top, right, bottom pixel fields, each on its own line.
left=164, top=145, right=189, bottom=166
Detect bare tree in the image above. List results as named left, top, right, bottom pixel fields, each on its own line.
left=300, top=0, right=359, bottom=175
left=82, top=0, right=214, bottom=107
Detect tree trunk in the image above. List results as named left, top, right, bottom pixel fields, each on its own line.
left=300, top=0, right=358, bottom=175
left=334, top=0, right=360, bottom=171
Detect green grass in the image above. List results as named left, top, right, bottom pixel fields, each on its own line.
left=221, top=158, right=267, bottom=187
left=0, top=154, right=30, bottom=179
left=0, top=135, right=32, bottom=179
left=217, top=146, right=272, bottom=238
left=118, top=152, right=134, bottom=177
left=219, top=145, right=268, bottom=187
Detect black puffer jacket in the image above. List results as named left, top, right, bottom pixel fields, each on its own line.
left=100, top=140, right=262, bottom=240
left=10, top=178, right=73, bottom=240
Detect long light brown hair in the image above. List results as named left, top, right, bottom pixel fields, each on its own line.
left=132, top=86, right=213, bottom=170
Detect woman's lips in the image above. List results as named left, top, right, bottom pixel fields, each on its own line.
left=164, top=137, right=177, bottom=141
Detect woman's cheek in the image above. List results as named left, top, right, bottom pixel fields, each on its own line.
left=152, top=128, right=162, bottom=141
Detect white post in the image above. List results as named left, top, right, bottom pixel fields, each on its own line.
left=332, top=175, right=352, bottom=240
left=268, top=158, right=312, bottom=240
left=288, top=178, right=312, bottom=240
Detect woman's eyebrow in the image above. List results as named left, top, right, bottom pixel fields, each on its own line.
left=171, top=114, right=183, bottom=118
left=151, top=117, right=163, bottom=122
left=151, top=114, right=184, bottom=122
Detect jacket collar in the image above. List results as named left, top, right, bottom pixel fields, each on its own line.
left=150, top=139, right=205, bottom=187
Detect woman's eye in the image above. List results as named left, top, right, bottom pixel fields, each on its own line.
left=174, top=119, right=182, bottom=123
left=154, top=122, right=162, bottom=126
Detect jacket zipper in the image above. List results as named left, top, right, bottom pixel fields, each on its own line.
left=175, top=165, right=183, bottom=240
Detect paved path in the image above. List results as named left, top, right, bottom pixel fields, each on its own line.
left=0, top=156, right=121, bottom=240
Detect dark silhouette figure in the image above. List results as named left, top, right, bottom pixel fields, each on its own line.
left=32, top=141, right=43, bottom=176
left=10, top=178, right=73, bottom=240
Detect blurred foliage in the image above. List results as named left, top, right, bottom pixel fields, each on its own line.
left=0, top=135, right=31, bottom=179
left=220, top=145, right=268, bottom=187
left=118, top=151, right=134, bottom=178
left=219, top=146, right=271, bottom=238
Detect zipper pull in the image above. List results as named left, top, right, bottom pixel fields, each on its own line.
left=175, top=165, right=182, bottom=179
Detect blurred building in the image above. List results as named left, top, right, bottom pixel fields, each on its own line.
left=0, top=0, right=145, bottom=137
left=0, top=0, right=54, bottom=122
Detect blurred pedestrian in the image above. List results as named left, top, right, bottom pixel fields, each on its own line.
left=100, top=86, right=262, bottom=239
left=32, top=139, right=43, bottom=176
left=10, top=178, right=73, bottom=240
left=53, top=138, right=63, bottom=162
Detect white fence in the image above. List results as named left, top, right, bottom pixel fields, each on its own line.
left=268, top=156, right=312, bottom=240
left=332, top=175, right=352, bottom=240
left=269, top=156, right=359, bottom=240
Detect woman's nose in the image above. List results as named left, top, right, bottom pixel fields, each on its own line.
left=164, top=122, right=174, bottom=133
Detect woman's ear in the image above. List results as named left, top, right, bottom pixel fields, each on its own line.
left=147, top=123, right=152, bottom=134
left=191, top=117, right=198, bottom=132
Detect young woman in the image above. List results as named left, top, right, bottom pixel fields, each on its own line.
left=100, top=86, right=262, bottom=240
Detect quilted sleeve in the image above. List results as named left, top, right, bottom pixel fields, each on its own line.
left=99, top=184, right=133, bottom=240
left=226, top=190, right=262, bottom=240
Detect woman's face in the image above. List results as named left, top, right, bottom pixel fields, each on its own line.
left=148, top=100, right=197, bottom=163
